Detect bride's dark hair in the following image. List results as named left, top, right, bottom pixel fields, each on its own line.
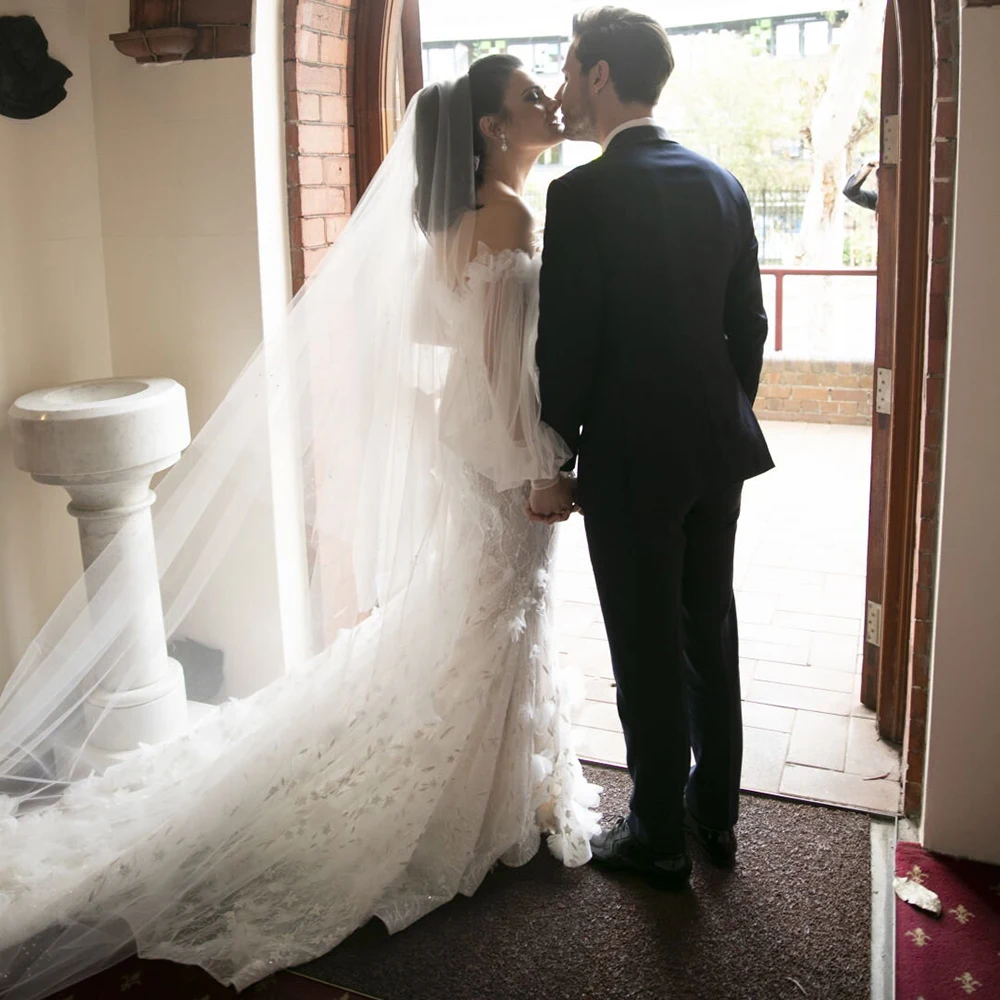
left=468, top=54, right=522, bottom=187
left=414, top=54, right=522, bottom=235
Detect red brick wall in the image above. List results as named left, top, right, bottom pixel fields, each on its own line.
left=902, top=0, right=958, bottom=820
left=755, top=360, right=874, bottom=426
left=283, top=0, right=360, bottom=640
left=284, top=0, right=357, bottom=293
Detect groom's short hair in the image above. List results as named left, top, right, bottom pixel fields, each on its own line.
left=572, top=7, right=674, bottom=106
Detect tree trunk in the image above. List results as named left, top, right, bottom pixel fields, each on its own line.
left=797, top=0, right=886, bottom=265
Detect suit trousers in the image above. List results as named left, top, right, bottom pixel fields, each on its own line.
left=584, top=482, right=744, bottom=854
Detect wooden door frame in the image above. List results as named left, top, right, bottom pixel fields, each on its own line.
left=353, top=0, right=424, bottom=199
left=862, top=4, right=898, bottom=718
left=862, top=0, right=934, bottom=744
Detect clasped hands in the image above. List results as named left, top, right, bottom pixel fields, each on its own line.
left=526, top=474, right=579, bottom=524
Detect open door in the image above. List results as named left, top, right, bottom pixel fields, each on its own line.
left=861, top=0, right=933, bottom=742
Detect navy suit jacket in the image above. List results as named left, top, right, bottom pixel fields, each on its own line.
left=537, top=126, right=774, bottom=510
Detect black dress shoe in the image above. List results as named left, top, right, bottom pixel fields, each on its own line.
left=684, top=814, right=738, bottom=869
left=590, top=817, right=692, bottom=889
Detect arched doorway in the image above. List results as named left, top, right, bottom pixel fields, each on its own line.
left=328, top=0, right=954, bottom=820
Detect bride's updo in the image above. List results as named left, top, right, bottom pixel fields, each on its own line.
left=414, top=54, right=522, bottom=235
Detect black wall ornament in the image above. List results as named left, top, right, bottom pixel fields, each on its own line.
left=0, top=15, right=72, bottom=120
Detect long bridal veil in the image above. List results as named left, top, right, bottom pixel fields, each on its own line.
left=0, top=78, right=585, bottom=998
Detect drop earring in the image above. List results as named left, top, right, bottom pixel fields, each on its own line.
left=500, top=133, right=508, bottom=153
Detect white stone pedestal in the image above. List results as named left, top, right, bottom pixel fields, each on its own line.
left=8, top=378, right=193, bottom=772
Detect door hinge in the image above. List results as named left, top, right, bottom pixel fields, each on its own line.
left=882, top=114, right=900, bottom=165
left=866, top=600, right=883, bottom=647
left=876, top=367, right=892, bottom=415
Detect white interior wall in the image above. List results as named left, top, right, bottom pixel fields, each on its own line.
left=921, top=4, right=1000, bottom=866
left=1, top=0, right=296, bottom=694
left=0, top=0, right=114, bottom=685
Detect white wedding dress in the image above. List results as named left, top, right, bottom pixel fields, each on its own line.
left=0, top=243, right=600, bottom=994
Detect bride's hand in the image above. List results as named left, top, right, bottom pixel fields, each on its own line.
left=525, top=503, right=577, bottom=524
left=526, top=477, right=577, bottom=523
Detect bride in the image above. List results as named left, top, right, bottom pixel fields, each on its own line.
left=0, top=55, right=600, bottom=998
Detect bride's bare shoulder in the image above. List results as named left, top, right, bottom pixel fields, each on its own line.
left=473, top=189, right=535, bottom=257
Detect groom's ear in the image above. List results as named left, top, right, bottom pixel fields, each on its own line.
left=590, top=59, right=612, bottom=95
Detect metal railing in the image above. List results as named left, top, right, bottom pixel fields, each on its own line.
left=760, top=267, right=878, bottom=351
left=749, top=189, right=808, bottom=265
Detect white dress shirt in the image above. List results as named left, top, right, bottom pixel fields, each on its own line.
left=602, top=116, right=659, bottom=151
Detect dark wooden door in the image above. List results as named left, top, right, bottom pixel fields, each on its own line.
left=861, top=0, right=933, bottom=743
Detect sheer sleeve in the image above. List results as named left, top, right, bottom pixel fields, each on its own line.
left=437, top=248, right=571, bottom=492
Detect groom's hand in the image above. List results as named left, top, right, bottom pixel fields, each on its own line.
left=527, top=476, right=576, bottom=523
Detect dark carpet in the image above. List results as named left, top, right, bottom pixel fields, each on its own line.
left=300, top=765, right=872, bottom=1000
left=39, top=960, right=367, bottom=1000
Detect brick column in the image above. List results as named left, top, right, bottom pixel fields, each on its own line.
left=902, top=0, right=959, bottom=820
left=284, top=0, right=357, bottom=293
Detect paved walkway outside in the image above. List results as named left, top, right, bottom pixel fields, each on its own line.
left=555, top=419, right=901, bottom=815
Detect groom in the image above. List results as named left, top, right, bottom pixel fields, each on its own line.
left=529, top=7, right=773, bottom=886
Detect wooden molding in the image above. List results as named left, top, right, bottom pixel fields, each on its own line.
left=353, top=0, right=423, bottom=198
left=964, top=1, right=1000, bottom=8
left=110, top=0, right=253, bottom=64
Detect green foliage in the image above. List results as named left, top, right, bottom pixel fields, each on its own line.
left=656, top=24, right=880, bottom=194
left=843, top=221, right=878, bottom=267
left=747, top=19, right=772, bottom=56
left=470, top=39, right=506, bottom=59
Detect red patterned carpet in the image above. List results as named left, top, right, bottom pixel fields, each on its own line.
left=38, top=958, right=372, bottom=1000
left=895, top=842, right=1000, bottom=999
